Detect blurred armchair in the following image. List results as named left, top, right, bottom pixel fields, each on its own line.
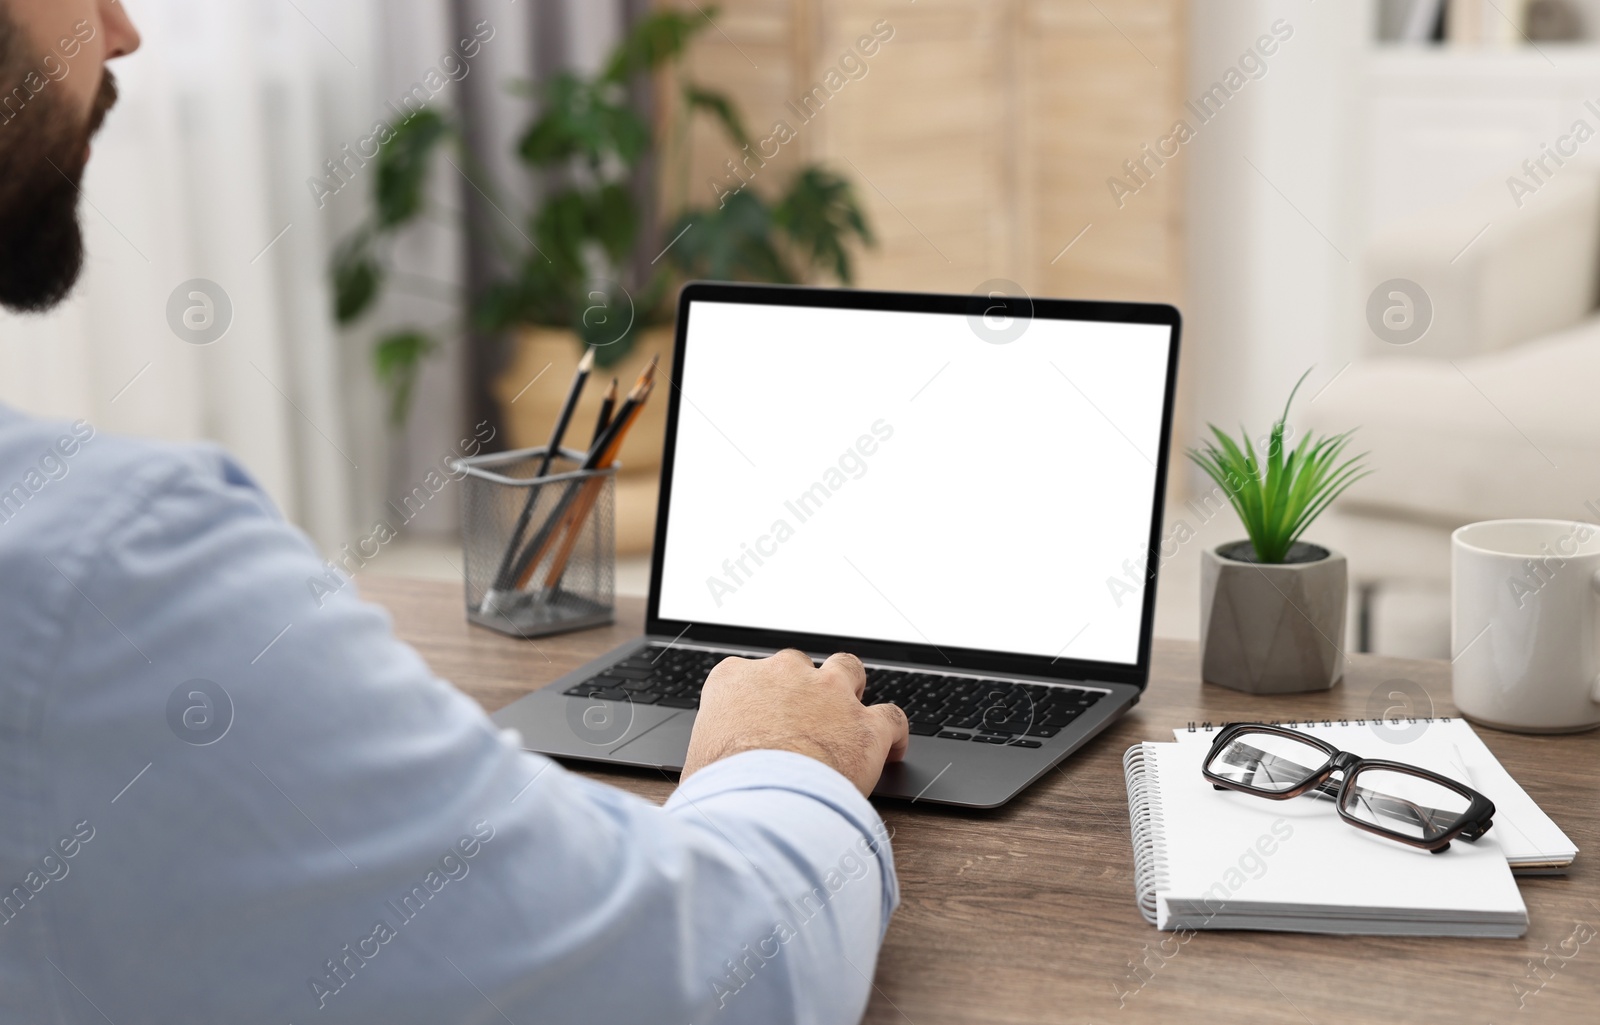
left=1306, top=166, right=1600, bottom=654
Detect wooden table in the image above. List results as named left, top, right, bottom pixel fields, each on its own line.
left=362, top=577, right=1600, bottom=1025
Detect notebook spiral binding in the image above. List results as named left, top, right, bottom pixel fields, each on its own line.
left=1182, top=716, right=1453, bottom=732
left=1122, top=743, right=1167, bottom=926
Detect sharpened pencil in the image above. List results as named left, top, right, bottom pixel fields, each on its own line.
left=542, top=381, right=655, bottom=591
left=592, top=377, right=617, bottom=448
left=490, top=348, right=595, bottom=592
left=508, top=358, right=657, bottom=591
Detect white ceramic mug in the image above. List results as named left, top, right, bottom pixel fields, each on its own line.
left=1452, top=519, right=1600, bottom=733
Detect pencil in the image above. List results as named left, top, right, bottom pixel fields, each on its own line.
left=508, top=359, right=657, bottom=590
left=542, top=382, right=655, bottom=591
left=510, top=377, right=651, bottom=590
left=490, top=347, right=595, bottom=591
left=540, top=347, right=595, bottom=476
left=592, top=377, right=617, bottom=447
left=578, top=357, right=653, bottom=472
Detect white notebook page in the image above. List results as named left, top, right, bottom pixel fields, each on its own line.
left=1172, top=719, right=1577, bottom=867
left=1143, top=742, right=1527, bottom=929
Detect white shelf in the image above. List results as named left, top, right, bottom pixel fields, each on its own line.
left=1358, top=37, right=1600, bottom=242
left=1368, top=43, right=1600, bottom=78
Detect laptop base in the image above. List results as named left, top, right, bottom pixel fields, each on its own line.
left=492, top=636, right=1139, bottom=809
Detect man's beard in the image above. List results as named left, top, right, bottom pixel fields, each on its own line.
left=0, top=62, right=119, bottom=313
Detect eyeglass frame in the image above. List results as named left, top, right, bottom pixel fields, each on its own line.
left=1200, top=722, right=1496, bottom=853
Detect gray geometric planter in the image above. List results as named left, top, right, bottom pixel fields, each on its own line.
left=1199, top=540, right=1347, bottom=694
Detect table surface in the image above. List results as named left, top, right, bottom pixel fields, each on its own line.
left=361, top=576, right=1600, bottom=1025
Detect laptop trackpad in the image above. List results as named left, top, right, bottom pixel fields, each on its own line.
left=609, top=710, right=696, bottom=770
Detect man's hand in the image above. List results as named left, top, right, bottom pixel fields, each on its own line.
left=681, top=649, right=909, bottom=797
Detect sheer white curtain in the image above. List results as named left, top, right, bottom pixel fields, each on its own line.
left=0, top=0, right=483, bottom=551
left=0, top=0, right=644, bottom=553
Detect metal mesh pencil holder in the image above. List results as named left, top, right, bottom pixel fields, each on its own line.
left=454, top=445, right=616, bottom=638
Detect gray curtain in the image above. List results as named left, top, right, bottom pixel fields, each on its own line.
left=446, top=0, right=636, bottom=448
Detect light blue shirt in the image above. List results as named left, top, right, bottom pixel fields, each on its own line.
left=0, top=407, right=898, bottom=1024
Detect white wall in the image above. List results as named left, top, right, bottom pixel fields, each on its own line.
left=1184, top=1, right=1369, bottom=473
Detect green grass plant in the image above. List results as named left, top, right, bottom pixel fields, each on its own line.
left=1187, top=369, right=1371, bottom=564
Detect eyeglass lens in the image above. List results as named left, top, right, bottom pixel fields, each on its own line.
left=1206, top=731, right=1328, bottom=793
left=1341, top=768, right=1471, bottom=842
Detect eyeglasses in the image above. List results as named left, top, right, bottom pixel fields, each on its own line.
left=1201, top=723, right=1496, bottom=853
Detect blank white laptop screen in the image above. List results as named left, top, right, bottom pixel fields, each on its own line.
left=655, top=299, right=1173, bottom=667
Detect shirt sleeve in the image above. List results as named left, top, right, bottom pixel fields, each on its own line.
left=25, top=447, right=897, bottom=1025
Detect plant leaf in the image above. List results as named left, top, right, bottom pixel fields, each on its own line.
left=533, top=188, right=592, bottom=280
left=518, top=74, right=649, bottom=171
left=375, top=109, right=450, bottom=228
left=590, top=182, right=639, bottom=266
left=603, top=9, right=706, bottom=82
left=474, top=280, right=530, bottom=332
left=331, top=233, right=382, bottom=325
left=602, top=102, right=652, bottom=167
left=773, top=166, right=875, bottom=284
left=665, top=190, right=796, bottom=283
left=373, top=329, right=436, bottom=427
left=685, top=85, right=750, bottom=148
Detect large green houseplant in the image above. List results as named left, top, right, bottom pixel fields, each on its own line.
left=1188, top=370, right=1371, bottom=693
left=331, top=8, right=874, bottom=426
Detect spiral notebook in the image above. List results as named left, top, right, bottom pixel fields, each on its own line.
left=1174, top=718, right=1577, bottom=873
left=1123, top=740, right=1529, bottom=936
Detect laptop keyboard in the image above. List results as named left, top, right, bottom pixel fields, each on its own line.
left=562, top=645, right=1106, bottom=749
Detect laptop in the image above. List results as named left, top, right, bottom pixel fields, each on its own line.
left=493, top=282, right=1181, bottom=808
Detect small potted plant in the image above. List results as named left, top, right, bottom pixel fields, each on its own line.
left=1187, top=370, right=1371, bottom=693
